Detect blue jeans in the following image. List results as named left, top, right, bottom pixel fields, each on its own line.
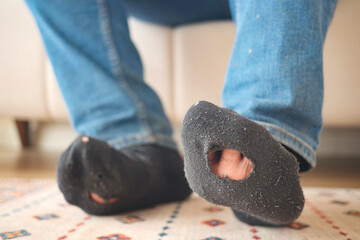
left=25, top=0, right=337, bottom=170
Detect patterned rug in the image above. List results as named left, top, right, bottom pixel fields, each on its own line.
left=0, top=179, right=359, bottom=240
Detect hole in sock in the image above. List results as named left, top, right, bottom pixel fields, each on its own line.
left=209, top=149, right=254, bottom=180
left=90, top=192, right=106, bottom=205
left=209, top=150, right=222, bottom=164
left=90, top=192, right=118, bottom=205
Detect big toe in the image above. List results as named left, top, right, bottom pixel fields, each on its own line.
left=210, top=149, right=253, bottom=180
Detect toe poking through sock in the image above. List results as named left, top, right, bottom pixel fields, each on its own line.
left=90, top=192, right=119, bottom=205
left=209, top=149, right=253, bottom=181
left=90, top=192, right=106, bottom=205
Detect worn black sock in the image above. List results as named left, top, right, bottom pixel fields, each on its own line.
left=181, top=101, right=304, bottom=226
left=57, top=136, right=191, bottom=215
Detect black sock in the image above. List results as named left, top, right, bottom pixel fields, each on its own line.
left=181, top=101, right=304, bottom=226
left=57, top=136, right=191, bottom=215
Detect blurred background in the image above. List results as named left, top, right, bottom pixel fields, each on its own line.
left=1, top=0, right=359, bottom=188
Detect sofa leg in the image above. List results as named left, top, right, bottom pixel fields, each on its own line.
left=15, top=120, right=31, bottom=147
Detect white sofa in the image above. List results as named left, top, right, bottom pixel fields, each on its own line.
left=1, top=0, right=359, bottom=146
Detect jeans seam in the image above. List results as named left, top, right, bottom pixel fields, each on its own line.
left=96, top=0, right=152, bottom=136
left=254, top=121, right=316, bottom=156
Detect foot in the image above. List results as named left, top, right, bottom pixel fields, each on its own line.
left=181, top=101, right=304, bottom=226
left=57, top=136, right=192, bottom=215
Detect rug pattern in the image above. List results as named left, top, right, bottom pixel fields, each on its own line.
left=0, top=179, right=359, bottom=240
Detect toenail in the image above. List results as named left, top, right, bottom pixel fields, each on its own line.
left=90, top=192, right=106, bottom=204
left=82, top=136, right=89, bottom=142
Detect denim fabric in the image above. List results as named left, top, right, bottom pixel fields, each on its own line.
left=25, top=0, right=230, bottom=151
left=122, top=0, right=231, bottom=26
left=224, top=0, right=337, bottom=168
left=25, top=0, right=336, bottom=168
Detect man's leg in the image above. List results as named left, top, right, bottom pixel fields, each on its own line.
left=182, top=0, right=337, bottom=226
left=24, top=0, right=193, bottom=215
left=224, top=0, right=338, bottom=171
left=25, top=0, right=174, bottom=149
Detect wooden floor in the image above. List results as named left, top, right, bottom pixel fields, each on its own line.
left=0, top=148, right=359, bottom=188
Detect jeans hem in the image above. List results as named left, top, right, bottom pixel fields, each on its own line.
left=108, top=133, right=178, bottom=152
left=254, top=121, right=316, bottom=169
